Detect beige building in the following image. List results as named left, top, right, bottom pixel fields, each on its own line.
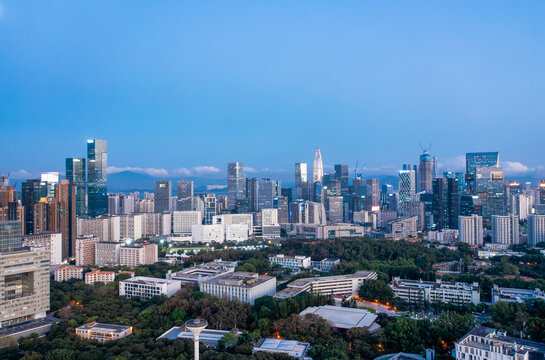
left=22, top=232, right=63, bottom=265
left=75, top=235, right=100, bottom=266
left=85, top=270, right=115, bottom=285
left=119, top=214, right=143, bottom=240
left=54, top=266, right=84, bottom=282
left=77, top=216, right=120, bottom=242
left=94, top=242, right=121, bottom=266
left=76, top=322, right=132, bottom=342
left=0, top=248, right=50, bottom=328
left=200, top=272, right=276, bottom=305
left=120, top=243, right=157, bottom=267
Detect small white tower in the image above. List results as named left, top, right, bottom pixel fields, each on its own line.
left=185, top=318, right=208, bottom=360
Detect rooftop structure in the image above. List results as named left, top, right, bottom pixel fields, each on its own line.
left=200, top=272, right=276, bottom=305
left=391, top=277, right=480, bottom=305
left=75, top=322, right=132, bottom=342
left=253, top=338, right=312, bottom=359
left=300, top=305, right=380, bottom=331
left=119, top=276, right=181, bottom=300
left=166, top=259, right=237, bottom=286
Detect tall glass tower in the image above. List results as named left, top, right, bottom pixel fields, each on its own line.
left=227, top=162, right=246, bottom=210
left=87, top=139, right=108, bottom=217
left=66, top=157, right=86, bottom=216
left=312, top=147, right=324, bottom=183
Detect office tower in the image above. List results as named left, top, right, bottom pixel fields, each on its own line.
left=491, top=215, right=519, bottom=245
left=444, top=171, right=465, bottom=195
left=432, top=178, right=459, bottom=230
left=0, top=186, right=24, bottom=226
left=154, top=180, right=172, bottom=213
left=295, top=163, right=308, bottom=199
left=380, top=184, right=394, bottom=210
left=275, top=196, right=289, bottom=224
left=22, top=179, right=47, bottom=235
left=312, top=147, right=324, bottom=183
left=334, top=164, right=349, bottom=196
left=465, top=152, right=499, bottom=194
left=227, top=162, right=246, bottom=210
left=398, top=170, right=416, bottom=214
left=176, top=180, right=194, bottom=211
left=458, top=215, right=483, bottom=246
left=418, top=150, right=433, bottom=193
left=365, top=179, right=380, bottom=211
left=246, top=178, right=259, bottom=212
left=403, top=201, right=425, bottom=231
left=258, top=179, right=280, bottom=210
left=66, top=157, right=86, bottom=216
left=87, top=139, right=108, bottom=217
left=51, top=180, right=77, bottom=259
left=431, top=156, right=438, bottom=179
left=327, top=196, right=343, bottom=224
left=0, top=220, right=23, bottom=253
left=281, top=188, right=292, bottom=204
left=476, top=167, right=506, bottom=222
left=40, top=172, right=59, bottom=199
left=204, top=194, right=217, bottom=224
left=460, top=195, right=481, bottom=216
left=528, top=215, right=545, bottom=245
left=505, top=181, right=522, bottom=215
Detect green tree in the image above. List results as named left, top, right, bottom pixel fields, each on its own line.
left=358, top=279, right=394, bottom=304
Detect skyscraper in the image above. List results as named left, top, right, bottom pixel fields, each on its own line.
left=334, top=164, right=349, bottom=196
left=177, top=180, right=194, bottom=211
left=475, top=167, right=506, bottom=222
left=465, top=152, right=499, bottom=194
left=312, top=147, right=324, bottom=183
left=87, top=139, right=108, bottom=217
left=66, top=158, right=86, bottom=216
left=365, top=179, right=380, bottom=211
left=246, top=178, right=259, bottom=212
left=418, top=151, right=433, bottom=193
left=52, top=180, right=77, bottom=258
left=0, top=220, right=23, bottom=253
left=432, top=178, right=459, bottom=230
left=295, top=163, right=307, bottom=200
left=398, top=169, right=416, bottom=214
left=22, top=179, right=47, bottom=235
left=491, top=215, right=519, bottom=245
left=458, top=215, right=483, bottom=246
left=227, top=162, right=246, bottom=210
left=154, top=180, right=172, bottom=213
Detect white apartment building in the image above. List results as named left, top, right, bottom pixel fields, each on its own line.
left=75, top=235, right=100, bottom=266
left=22, top=232, right=63, bottom=265
left=268, top=254, right=311, bottom=270
left=119, top=276, right=181, bottom=300
left=141, top=212, right=171, bottom=236
left=119, top=214, right=143, bottom=240
left=135, top=199, right=154, bottom=213
left=225, top=224, right=249, bottom=242
left=458, top=215, right=483, bottom=246
left=212, top=214, right=253, bottom=235
left=200, top=272, right=276, bottom=305
left=391, top=277, right=480, bottom=305
left=119, top=243, right=158, bottom=267
left=455, top=326, right=545, bottom=360
left=262, top=209, right=279, bottom=226
left=172, top=211, right=202, bottom=234
left=94, top=242, right=121, bottom=266
left=85, top=270, right=115, bottom=285
left=166, top=259, right=237, bottom=286
left=491, top=215, right=519, bottom=245
left=274, top=271, right=377, bottom=299
left=491, top=285, right=545, bottom=304
left=191, top=224, right=224, bottom=243
left=54, top=266, right=84, bottom=282
left=77, top=216, right=121, bottom=242
left=528, top=215, right=545, bottom=246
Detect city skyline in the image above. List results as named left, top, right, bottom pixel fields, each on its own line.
left=1, top=2, right=545, bottom=178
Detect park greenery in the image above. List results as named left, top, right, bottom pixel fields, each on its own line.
left=2, top=237, right=545, bottom=359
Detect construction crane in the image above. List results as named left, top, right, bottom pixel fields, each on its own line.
left=419, top=142, right=432, bottom=155
left=353, top=161, right=365, bottom=180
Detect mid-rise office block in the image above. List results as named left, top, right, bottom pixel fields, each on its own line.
left=76, top=235, right=100, bottom=266
left=200, top=272, right=276, bottom=305
left=491, top=215, right=519, bottom=245
left=119, top=276, right=181, bottom=299
left=458, top=215, right=483, bottom=246
left=391, top=277, right=480, bottom=305
left=22, top=232, right=63, bottom=265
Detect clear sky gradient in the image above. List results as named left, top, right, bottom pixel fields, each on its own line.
left=1, top=1, right=544, bottom=180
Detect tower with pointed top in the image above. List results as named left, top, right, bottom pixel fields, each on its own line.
left=312, top=147, right=324, bottom=184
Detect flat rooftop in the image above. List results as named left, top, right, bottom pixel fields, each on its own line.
left=122, top=276, right=180, bottom=285
left=300, top=305, right=379, bottom=330
left=77, top=322, right=131, bottom=333
left=157, top=326, right=240, bottom=345
left=254, top=338, right=311, bottom=358
left=202, top=272, right=274, bottom=288
left=289, top=271, right=375, bottom=287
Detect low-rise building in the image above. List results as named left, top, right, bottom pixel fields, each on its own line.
left=166, top=259, right=237, bottom=286
left=268, top=254, right=311, bottom=270
left=54, top=266, right=84, bottom=282
left=200, top=272, right=276, bottom=305
left=300, top=305, right=380, bottom=331
left=455, top=326, right=545, bottom=360
left=120, top=243, right=158, bottom=266
left=275, top=271, right=377, bottom=299
left=311, top=258, right=340, bottom=272
left=22, top=232, right=63, bottom=265
left=158, top=326, right=241, bottom=348
left=282, top=224, right=365, bottom=239
left=391, top=277, right=480, bottom=305
left=491, top=285, right=545, bottom=304
left=253, top=338, right=312, bottom=359
left=85, top=270, right=115, bottom=285
left=75, top=322, right=132, bottom=342
left=119, top=276, right=181, bottom=300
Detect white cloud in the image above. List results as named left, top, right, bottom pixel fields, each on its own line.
left=8, top=169, right=34, bottom=179
left=438, top=155, right=466, bottom=172
left=244, top=166, right=258, bottom=173
left=206, top=184, right=228, bottom=190
left=108, top=165, right=221, bottom=177
left=501, top=161, right=530, bottom=175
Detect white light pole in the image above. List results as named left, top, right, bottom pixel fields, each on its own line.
left=185, top=319, right=208, bottom=360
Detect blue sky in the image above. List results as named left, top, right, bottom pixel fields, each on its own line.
left=1, top=1, right=544, bottom=181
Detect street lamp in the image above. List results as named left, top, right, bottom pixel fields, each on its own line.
left=160, top=239, right=165, bottom=251
left=185, top=319, right=208, bottom=360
